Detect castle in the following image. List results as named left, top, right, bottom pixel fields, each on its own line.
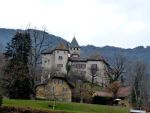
left=41, top=37, right=109, bottom=86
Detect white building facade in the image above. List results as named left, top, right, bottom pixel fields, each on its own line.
left=41, top=37, right=109, bottom=86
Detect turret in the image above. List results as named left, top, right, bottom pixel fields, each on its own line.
left=69, top=37, right=81, bottom=57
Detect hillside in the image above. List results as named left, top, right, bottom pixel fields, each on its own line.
left=1, top=28, right=150, bottom=65
left=3, top=99, right=128, bottom=113
left=0, top=28, right=68, bottom=52
left=81, top=45, right=150, bottom=64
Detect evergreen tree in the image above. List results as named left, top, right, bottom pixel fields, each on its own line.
left=4, top=32, right=32, bottom=99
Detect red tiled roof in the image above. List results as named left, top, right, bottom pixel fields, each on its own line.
left=116, top=86, right=131, bottom=97
left=93, top=86, right=131, bottom=98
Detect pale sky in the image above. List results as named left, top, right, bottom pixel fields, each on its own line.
left=0, top=0, right=150, bottom=48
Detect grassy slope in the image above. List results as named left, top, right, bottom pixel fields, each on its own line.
left=3, top=99, right=128, bottom=113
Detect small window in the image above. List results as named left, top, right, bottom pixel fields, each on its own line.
left=57, top=51, right=59, bottom=53
left=66, top=88, right=68, bottom=91
left=64, top=51, right=66, bottom=54
left=91, top=64, right=97, bottom=75
left=57, top=64, right=63, bottom=67
left=77, top=48, right=79, bottom=50
left=44, top=60, right=47, bottom=63
left=91, top=64, right=97, bottom=69
left=59, top=56, right=63, bottom=60
left=62, top=80, right=64, bottom=84
left=74, top=48, right=75, bottom=50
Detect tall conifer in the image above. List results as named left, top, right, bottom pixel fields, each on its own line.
left=4, top=32, right=32, bottom=99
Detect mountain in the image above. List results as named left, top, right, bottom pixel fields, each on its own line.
left=81, top=45, right=150, bottom=64
left=0, top=28, right=68, bottom=51
left=0, top=28, right=150, bottom=65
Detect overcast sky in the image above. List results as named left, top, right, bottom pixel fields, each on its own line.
left=0, top=0, right=150, bottom=48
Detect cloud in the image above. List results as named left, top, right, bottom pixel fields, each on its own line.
left=122, top=21, right=146, bottom=35
left=0, top=0, right=150, bottom=48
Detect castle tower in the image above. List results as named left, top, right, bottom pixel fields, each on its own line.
left=53, top=43, right=69, bottom=73
left=41, top=42, right=69, bottom=75
left=69, top=36, right=81, bottom=57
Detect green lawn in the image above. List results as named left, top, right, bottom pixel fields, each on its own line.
left=3, top=99, right=129, bottom=113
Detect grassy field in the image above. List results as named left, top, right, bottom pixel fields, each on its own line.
left=3, top=99, right=129, bottom=113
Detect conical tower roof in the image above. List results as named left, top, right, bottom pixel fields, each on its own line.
left=70, top=37, right=80, bottom=48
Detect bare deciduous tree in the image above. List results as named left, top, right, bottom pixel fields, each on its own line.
left=67, top=70, right=88, bottom=103
left=27, top=27, right=51, bottom=83
left=106, top=53, right=127, bottom=83
left=129, top=60, right=149, bottom=108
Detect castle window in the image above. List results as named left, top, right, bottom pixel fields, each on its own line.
left=59, top=56, right=63, bottom=60
left=76, top=64, right=86, bottom=69
left=91, top=64, right=97, bottom=69
left=57, top=51, right=59, bottom=53
left=64, top=51, right=66, bottom=54
left=91, top=64, right=97, bottom=75
left=74, top=48, right=75, bottom=50
left=77, top=48, right=79, bottom=50
left=57, top=64, right=63, bottom=67
left=44, top=60, right=47, bottom=63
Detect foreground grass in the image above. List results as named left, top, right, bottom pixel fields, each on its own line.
left=3, top=99, right=129, bottom=113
